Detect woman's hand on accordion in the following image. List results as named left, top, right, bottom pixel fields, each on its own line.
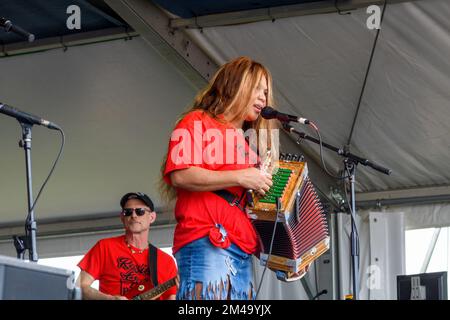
left=237, top=167, right=272, bottom=196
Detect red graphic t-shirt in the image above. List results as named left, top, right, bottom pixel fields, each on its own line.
left=163, top=110, right=260, bottom=255
left=78, top=235, right=177, bottom=300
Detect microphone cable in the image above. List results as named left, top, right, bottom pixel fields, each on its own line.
left=312, top=289, right=328, bottom=300
left=308, top=121, right=351, bottom=181
left=24, top=128, right=65, bottom=241
left=342, top=163, right=360, bottom=252
left=308, top=122, right=359, bottom=262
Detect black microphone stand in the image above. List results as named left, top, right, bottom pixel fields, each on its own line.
left=281, top=122, right=391, bottom=300
left=13, top=122, right=38, bottom=262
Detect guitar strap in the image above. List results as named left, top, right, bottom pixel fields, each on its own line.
left=212, top=189, right=246, bottom=212
left=148, top=243, right=158, bottom=286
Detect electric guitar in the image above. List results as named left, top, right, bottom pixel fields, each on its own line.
left=125, top=276, right=177, bottom=300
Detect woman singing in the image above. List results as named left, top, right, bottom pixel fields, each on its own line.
left=161, top=56, right=277, bottom=300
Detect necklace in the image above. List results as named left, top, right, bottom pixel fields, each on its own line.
left=126, top=241, right=147, bottom=254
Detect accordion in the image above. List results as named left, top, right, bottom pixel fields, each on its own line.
left=247, top=153, right=330, bottom=281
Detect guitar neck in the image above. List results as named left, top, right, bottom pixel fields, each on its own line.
left=135, top=277, right=177, bottom=300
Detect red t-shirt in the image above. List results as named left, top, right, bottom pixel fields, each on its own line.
left=163, top=110, right=260, bottom=255
left=78, top=235, right=177, bottom=300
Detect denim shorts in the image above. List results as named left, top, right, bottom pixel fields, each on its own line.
left=175, top=236, right=255, bottom=300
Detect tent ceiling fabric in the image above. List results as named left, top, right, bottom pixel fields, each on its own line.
left=1, top=0, right=450, bottom=226
left=152, top=0, right=322, bottom=18
left=0, top=0, right=127, bottom=45
left=187, top=0, right=450, bottom=193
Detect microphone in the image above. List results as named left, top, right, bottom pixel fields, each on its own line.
left=0, top=18, right=35, bottom=42
left=0, top=103, right=60, bottom=130
left=261, top=106, right=310, bottom=124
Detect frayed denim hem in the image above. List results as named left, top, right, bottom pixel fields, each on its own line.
left=175, top=237, right=255, bottom=300
left=176, top=276, right=255, bottom=300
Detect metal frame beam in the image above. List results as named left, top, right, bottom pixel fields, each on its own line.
left=170, top=0, right=420, bottom=29
left=0, top=27, right=138, bottom=57
left=104, top=0, right=218, bottom=89
left=356, top=185, right=450, bottom=208
left=357, top=185, right=450, bottom=201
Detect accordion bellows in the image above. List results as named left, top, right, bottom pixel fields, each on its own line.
left=247, top=155, right=330, bottom=281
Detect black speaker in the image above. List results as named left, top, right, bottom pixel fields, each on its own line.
left=0, top=255, right=80, bottom=300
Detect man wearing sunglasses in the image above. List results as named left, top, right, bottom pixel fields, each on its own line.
left=77, top=192, right=178, bottom=300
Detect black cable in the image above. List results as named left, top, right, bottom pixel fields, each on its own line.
left=306, top=122, right=359, bottom=248
left=314, top=260, right=320, bottom=299
left=308, top=122, right=349, bottom=181
left=347, top=0, right=388, bottom=145
left=255, top=197, right=281, bottom=299
left=25, top=128, right=65, bottom=233
left=342, top=165, right=359, bottom=241
left=308, top=1, right=388, bottom=177
left=304, top=122, right=359, bottom=298
left=312, top=289, right=328, bottom=300
left=342, top=164, right=360, bottom=294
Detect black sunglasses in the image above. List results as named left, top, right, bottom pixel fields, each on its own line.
left=121, top=207, right=150, bottom=216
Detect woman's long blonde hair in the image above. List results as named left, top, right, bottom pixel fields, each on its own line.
left=159, top=56, right=277, bottom=202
